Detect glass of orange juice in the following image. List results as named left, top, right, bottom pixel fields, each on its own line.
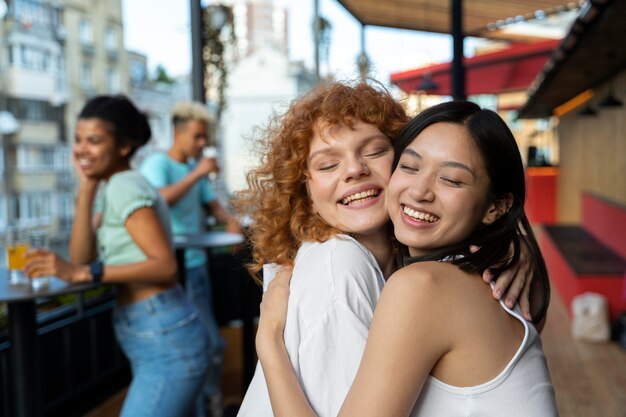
left=5, top=226, right=30, bottom=285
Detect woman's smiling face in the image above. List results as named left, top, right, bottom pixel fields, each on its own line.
left=74, top=118, right=129, bottom=180
left=386, top=122, right=494, bottom=257
left=306, top=119, right=394, bottom=237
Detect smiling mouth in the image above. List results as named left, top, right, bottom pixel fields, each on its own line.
left=77, top=158, right=93, bottom=168
left=402, top=205, right=439, bottom=223
left=340, top=189, right=380, bottom=205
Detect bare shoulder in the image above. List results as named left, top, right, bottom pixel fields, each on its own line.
left=387, top=261, right=463, bottom=291
left=384, top=261, right=474, bottom=312
left=372, top=261, right=460, bottom=355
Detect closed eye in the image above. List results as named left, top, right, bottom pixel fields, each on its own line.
left=399, top=163, right=418, bottom=173
left=317, top=163, right=338, bottom=171
left=364, top=148, right=391, bottom=158
left=441, top=177, right=463, bottom=187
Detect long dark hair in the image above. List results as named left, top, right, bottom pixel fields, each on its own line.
left=78, top=95, right=151, bottom=158
left=393, top=101, right=550, bottom=324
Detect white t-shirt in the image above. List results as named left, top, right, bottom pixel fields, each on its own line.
left=237, top=235, right=385, bottom=417
left=410, top=300, right=559, bottom=417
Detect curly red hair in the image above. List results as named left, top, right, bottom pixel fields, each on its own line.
left=235, top=81, right=409, bottom=280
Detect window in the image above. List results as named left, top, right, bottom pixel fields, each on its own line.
left=79, top=19, right=92, bottom=45
left=10, top=0, right=60, bottom=29
left=105, top=26, right=116, bottom=51
left=57, top=192, right=75, bottom=232
left=16, top=145, right=43, bottom=171
left=54, top=147, right=72, bottom=170
left=15, top=192, right=53, bottom=226
left=18, top=45, right=50, bottom=71
left=81, top=63, right=92, bottom=88
left=130, top=60, right=146, bottom=84
left=14, top=145, right=68, bottom=171
left=6, top=98, right=61, bottom=122
left=106, top=68, right=120, bottom=92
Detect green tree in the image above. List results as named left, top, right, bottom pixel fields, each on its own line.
left=154, top=64, right=175, bottom=84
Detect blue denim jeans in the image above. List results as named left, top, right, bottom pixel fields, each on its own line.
left=185, top=265, right=226, bottom=402
left=113, top=285, right=210, bottom=417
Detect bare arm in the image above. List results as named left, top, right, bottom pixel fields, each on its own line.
left=158, top=157, right=217, bottom=206
left=69, top=179, right=99, bottom=264
left=337, top=269, right=446, bottom=416
left=26, top=207, right=177, bottom=284
left=257, top=267, right=446, bottom=417
left=256, top=267, right=317, bottom=417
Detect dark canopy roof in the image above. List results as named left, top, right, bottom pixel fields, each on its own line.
left=520, top=0, right=626, bottom=118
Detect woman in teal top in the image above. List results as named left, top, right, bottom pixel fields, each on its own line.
left=25, top=95, right=210, bottom=417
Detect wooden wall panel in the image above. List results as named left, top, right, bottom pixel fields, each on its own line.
left=557, top=72, right=626, bottom=222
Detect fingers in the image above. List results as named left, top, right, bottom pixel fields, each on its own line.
left=24, top=256, right=51, bottom=278
left=482, top=269, right=494, bottom=284
left=518, top=277, right=532, bottom=321
left=24, top=250, right=58, bottom=278
left=26, top=248, right=49, bottom=257
left=490, top=263, right=518, bottom=302
left=198, top=157, right=219, bottom=175
left=502, top=272, right=524, bottom=309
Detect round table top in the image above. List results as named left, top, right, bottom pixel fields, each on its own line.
left=0, top=269, right=100, bottom=303
left=173, top=231, right=245, bottom=249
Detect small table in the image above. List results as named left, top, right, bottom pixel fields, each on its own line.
left=0, top=270, right=101, bottom=417
left=173, top=231, right=244, bottom=282
left=173, top=231, right=244, bottom=250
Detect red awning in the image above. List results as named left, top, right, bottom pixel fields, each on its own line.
left=390, top=40, right=559, bottom=96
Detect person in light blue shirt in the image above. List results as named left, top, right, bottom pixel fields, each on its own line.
left=140, top=101, right=241, bottom=417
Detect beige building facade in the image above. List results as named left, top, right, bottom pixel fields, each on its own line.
left=0, top=0, right=129, bottom=249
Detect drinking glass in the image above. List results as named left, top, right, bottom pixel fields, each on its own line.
left=27, top=229, right=51, bottom=290
left=5, top=226, right=30, bottom=285
left=203, top=146, right=219, bottom=181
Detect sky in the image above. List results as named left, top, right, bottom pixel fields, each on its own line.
left=121, top=0, right=460, bottom=84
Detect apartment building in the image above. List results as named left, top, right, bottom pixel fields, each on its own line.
left=0, top=0, right=129, bottom=250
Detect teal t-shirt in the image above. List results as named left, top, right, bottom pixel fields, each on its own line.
left=139, top=152, right=215, bottom=269
left=97, top=170, right=173, bottom=266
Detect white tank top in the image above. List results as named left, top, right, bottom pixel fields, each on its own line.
left=410, top=298, right=559, bottom=416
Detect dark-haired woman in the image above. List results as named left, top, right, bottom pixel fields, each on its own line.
left=25, top=95, right=210, bottom=417
left=256, top=101, right=558, bottom=416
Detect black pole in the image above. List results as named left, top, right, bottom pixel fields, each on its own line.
left=190, top=0, right=205, bottom=102
left=9, top=301, right=41, bottom=417
left=451, top=0, right=466, bottom=100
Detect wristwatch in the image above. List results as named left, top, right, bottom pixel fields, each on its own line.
left=90, top=260, right=104, bottom=283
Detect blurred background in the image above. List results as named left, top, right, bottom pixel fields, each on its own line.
left=0, top=1, right=624, bottom=416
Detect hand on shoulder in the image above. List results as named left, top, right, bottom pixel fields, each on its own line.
left=257, top=265, right=293, bottom=359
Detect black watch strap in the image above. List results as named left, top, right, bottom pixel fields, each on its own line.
left=90, top=260, right=104, bottom=283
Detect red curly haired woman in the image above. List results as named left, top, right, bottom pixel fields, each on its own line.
left=235, top=81, right=540, bottom=416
